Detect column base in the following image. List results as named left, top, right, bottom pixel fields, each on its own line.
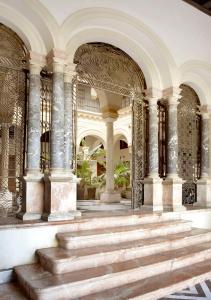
left=17, top=173, right=44, bottom=220
left=143, top=177, right=163, bottom=212
left=17, top=212, right=42, bottom=221
left=100, top=191, right=121, bottom=203
left=42, top=210, right=81, bottom=221
left=163, top=176, right=186, bottom=212
left=196, top=178, right=211, bottom=208
left=43, top=172, right=79, bottom=221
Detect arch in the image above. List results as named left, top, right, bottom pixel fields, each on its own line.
left=0, top=2, right=51, bottom=54
left=77, top=129, right=106, bottom=151
left=114, top=130, right=131, bottom=146
left=63, top=8, right=178, bottom=89
left=180, top=60, right=211, bottom=106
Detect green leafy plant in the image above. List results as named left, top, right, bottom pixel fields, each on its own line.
left=114, top=161, right=130, bottom=189
left=76, top=160, right=92, bottom=187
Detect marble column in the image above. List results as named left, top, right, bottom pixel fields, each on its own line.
left=143, top=89, right=163, bottom=212
left=162, top=87, right=185, bottom=211
left=64, top=64, right=76, bottom=171
left=43, top=53, right=80, bottom=221
left=196, top=107, right=211, bottom=207
left=100, top=112, right=121, bottom=202
left=18, top=56, right=44, bottom=220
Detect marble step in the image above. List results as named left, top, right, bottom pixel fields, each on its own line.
left=15, top=241, right=211, bottom=300
left=0, top=283, right=28, bottom=300
left=57, top=220, right=191, bottom=249
left=38, top=228, right=211, bottom=274
left=81, top=258, right=211, bottom=300
left=59, top=211, right=180, bottom=233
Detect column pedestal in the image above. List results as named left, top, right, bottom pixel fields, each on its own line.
left=195, top=178, right=211, bottom=207
left=42, top=173, right=81, bottom=221
left=17, top=173, right=44, bottom=220
left=143, top=177, right=163, bottom=211
left=163, top=176, right=186, bottom=211
left=100, top=191, right=121, bottom=203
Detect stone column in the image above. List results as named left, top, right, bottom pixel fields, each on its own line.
left=196, top=106, right=211, bottom=207
left=100, top=112, right=121, bottom=202
left=43, top=50, right=80, bottom=221
left=143, top=89, right=163, bottom=211
left=18, top=53, right=44, bottom=220
left=64, top=64, right=76, bottom=171
left=163, top=87, right=185, bottom=211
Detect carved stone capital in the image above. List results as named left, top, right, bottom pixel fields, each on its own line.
left=144, top=87, right=162, bottom=102
left=46, top=49, right=67, bottom=73
left=64, top=63, right=77, bottom=83
left=102, top=111, right=118, bottom=122
left=163, top=86, right=182, bottom=104
left=26, top=51, right=45, bottom=75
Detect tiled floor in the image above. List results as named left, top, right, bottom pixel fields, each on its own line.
left=2, top=280, right=211, bottom=300
left=161, top=280, right=211, bottom=299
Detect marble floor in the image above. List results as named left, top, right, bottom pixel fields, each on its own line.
left=1, top=280, right=211, bottom=299
left=161, top=280, right=211, bottom=299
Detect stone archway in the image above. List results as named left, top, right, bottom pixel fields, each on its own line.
left=72, top=42, right=147, bottom=208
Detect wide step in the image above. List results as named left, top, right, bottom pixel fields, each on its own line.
left=82, top=259, right=211, bottom=300
left=57, top=220, right=191, bottom=249
left=15, top=241, right=211, bottom=300
left=38, top=228, right=211, bottom=274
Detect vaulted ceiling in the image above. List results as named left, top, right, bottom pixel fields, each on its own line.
left=183, top=0, right=211, bottom=16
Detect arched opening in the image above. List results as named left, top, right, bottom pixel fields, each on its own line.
left=72, top=42, right=147, bottom=210
left=0, top=24, right=28, bottom=216
left=178, top=84, right=201, bottom=205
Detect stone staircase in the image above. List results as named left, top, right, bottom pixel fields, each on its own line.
left=14, top=212, right=211, bottom=300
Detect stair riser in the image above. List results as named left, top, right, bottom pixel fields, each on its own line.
left=58, top=223, right=191, bottom=249
left=25, top=248, right=211, bottom=300
left=59, top=214, right=180, bottom=233
left=39, top=232, right=211, bottom=274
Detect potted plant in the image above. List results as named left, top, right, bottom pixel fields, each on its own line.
left=76, top=160, right=92, bottom=200
left=114, top=162, right=130, bottom=197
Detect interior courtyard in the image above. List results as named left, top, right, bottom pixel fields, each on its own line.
left=0, top=0, right=211, bottom=299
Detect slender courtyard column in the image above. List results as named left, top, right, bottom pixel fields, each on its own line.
left=143, top=89, right=163, bottom=211
left=18, top=52, right=45, bottom=220
left=196, top=106, right=211, bottom=207
left=43, top=50, right=80, bottom=221
left=100, top=112, right=121, bottom=202
left=163, top=87, right=185, bottom=211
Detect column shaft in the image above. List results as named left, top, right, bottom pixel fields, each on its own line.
left=106, top=121, right=114, bottom=192
left=143, top=94, right=163, bottom=212
left=64, top=79, right=73, bottom=170
left=27, top=65, right=42, bottom=172
left=163, top=89, right=185, bottom=211
left=51, top=64, right=65, bottom=171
